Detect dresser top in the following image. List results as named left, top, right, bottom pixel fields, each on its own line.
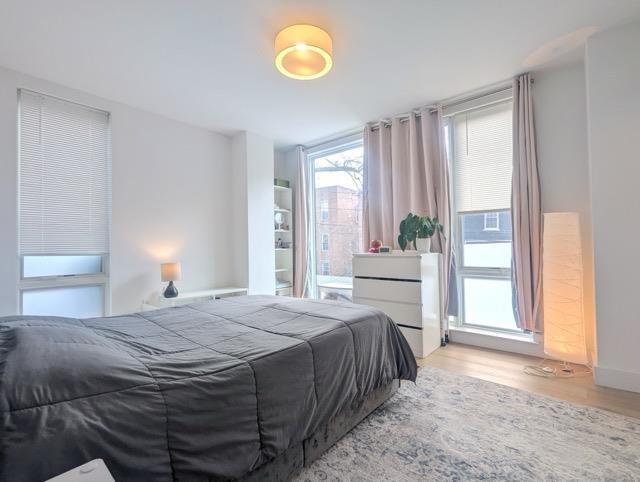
left=353, top=251, right=439, bottom=259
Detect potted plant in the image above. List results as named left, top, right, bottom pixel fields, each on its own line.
left=397, top=213, right=444, bottom=252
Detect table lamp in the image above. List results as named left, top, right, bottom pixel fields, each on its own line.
left=161, top=262, right=181, bottom=298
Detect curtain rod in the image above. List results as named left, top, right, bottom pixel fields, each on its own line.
left=300, top=75, right=532, bottom=146
left=369, top=85, right=511, bottom=130
left=368, top=77, right=532, bottom=130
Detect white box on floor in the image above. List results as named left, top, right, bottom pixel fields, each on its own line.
left=46, top=459, right=114, bottom=482
left=352, top=252, right=442, bottom=358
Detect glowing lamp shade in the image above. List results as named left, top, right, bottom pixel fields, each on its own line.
left=161, top=262, right=182, bottom=282
left=275, top=25, right=333, bottom=80
left=543, top=213, right=588, bottom=365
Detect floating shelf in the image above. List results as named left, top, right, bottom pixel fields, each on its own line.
left=274, top=229, right=290, bottom=233
left=274, top=208, right=291, bottom=213
left=274, top=185, right=291, bottom=192
left=275, top=268, right=291, bottom=273
left=275, top=247, right=292, bottom=251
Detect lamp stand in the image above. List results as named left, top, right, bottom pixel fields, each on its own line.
left=163, top=280, right=178, bottom=298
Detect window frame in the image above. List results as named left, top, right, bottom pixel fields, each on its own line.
left=18, top=254, right=110, bottom=316
left=446, top=95, right=520, bottom=334
left=483, top=212, right=500, bottom=231
left=320, top=233, right=329, bottom=252
left=306, top=132, right=364, bottom=299
left=320, top=200, right=329, bottom=222
left=17, top=90, right=112, bottom=317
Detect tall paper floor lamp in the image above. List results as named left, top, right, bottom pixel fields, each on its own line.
left=541, top=212, right=589, bottom=373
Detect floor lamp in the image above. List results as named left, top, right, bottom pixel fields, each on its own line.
left=526, top=212, right=589, bottom=377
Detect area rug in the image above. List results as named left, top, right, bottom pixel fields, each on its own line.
left=295, top=366, right=640, bottom=481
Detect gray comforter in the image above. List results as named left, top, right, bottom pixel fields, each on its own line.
left=0, top=295, right=416, bottom=481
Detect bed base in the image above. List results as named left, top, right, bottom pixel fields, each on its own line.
left=242, top=379, right=400, bottom=481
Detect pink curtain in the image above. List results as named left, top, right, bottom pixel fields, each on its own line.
left=511, top=73, right=542, bottom=332
left=293, top=146, right=313, bottom=297
left=363, top=107, right=452, bottom=320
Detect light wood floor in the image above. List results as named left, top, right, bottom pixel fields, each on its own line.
left=418, top=343, right=640, bottom=419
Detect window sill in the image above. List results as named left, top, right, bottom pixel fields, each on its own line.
left=448, top=325, right=544, bottom=357
left=450, top=325, right=536, bottom=343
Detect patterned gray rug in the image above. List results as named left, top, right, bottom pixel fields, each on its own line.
left=295, top=366, right=640, bottom=481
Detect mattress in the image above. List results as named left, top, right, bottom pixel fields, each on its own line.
left=0, top=295, right=417, bottom=481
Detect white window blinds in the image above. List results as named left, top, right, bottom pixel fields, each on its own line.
left=19, top=90, right=111, bottom=255
left=453, top=100, right=512, bottom=213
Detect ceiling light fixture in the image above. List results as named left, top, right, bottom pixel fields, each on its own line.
left=275, top=24, right=333, bottom=80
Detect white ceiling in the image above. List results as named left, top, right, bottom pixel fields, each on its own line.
left=1, top=0, right=639, bottom=147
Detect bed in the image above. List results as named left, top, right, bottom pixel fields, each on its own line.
left=0, top=295, right=417, bottom=481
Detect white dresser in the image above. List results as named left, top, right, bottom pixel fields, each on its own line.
left=352, top=252, right=442, bottom=358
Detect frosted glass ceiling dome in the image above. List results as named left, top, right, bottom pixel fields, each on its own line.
left=275, top=24, right=333, bottom=80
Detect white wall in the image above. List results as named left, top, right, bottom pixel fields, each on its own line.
left=231, top=134, right=249, bottom=291
left=532, top=61, right=597, bottom=363
left=231, top=132, right=275, bottom=294
left=585, top=21, right=640, bottom=392
left=0, top=66, right=235, bottom=316
left=274, top=148, right=297, bottom=188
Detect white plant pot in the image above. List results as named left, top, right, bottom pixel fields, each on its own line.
left=416, top=237, right=431, bottom=253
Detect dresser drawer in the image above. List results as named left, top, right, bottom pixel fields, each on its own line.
left=398, top=325, right=441, bottom=358
left=398, top=325, right=425, bottom=357
left=353, top=296, right=423, bottom=329
left=353, top=255, right=421, bottom=280
left=353, top=278, right=421, bottom=304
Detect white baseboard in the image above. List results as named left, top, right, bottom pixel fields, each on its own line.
left=448, top=327, right=545, bottom=358
left=594, top=365, right=640, bottom=393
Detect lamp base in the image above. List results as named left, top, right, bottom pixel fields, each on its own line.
left=163, top=281, right=178, bottom=298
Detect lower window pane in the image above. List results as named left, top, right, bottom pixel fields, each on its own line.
left=463, top=242, right=512, bottom=269
left=461, top=211, right=512, bottom=268
left=463, top=278, right=517, bottom=330
left=22, top=285, right=104, bottom=318
left=318, top=279, right=353, bottom=302
left=23, top=255, right=103, bottom=278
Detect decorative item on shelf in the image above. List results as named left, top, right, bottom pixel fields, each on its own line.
left=161, top=262, right=181, bottom=298
left=280, top=241, right=291, bottom=249
left=368, top=239, right=382, bottom=253
left=274, top=212, right=285, bottom=230
left=397, top=213, right=444, bottom=252
left=274, top=178, right=290, bottom=188
left=379, top=246, right=391, bottom=253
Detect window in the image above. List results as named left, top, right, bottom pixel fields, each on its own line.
left=320, top=200, right=329, bottom=222
left=309, top=134, right=363, bottom=301
left=321, top=233, right=329, bottom=252
left=18, top=90, right=111, bottom=317
left=448, top=98, right=518, bottom=332
left=483, top=212, right=499, bottom=231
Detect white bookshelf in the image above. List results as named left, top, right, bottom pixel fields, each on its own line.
left=274, top=183, right=293, bottom=296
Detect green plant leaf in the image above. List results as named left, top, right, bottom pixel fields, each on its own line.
left=398, top=233, right=407, bottom=251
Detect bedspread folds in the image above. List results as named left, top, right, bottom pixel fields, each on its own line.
left=0, top=295, right=417, bottom=481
